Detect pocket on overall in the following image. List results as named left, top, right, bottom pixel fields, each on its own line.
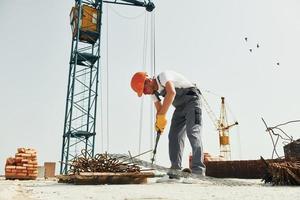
left=195, top=108, right=201, bottom=125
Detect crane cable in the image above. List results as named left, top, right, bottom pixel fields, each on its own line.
left=103, top=4, right=147, bottom=154
left=106, top=4, right=110, bottom=152
left=150, top=11, right=156, bottom=153
left=138, top=10, right=156, bottom=154
left=108, top=4, right=145, bottom=19
left=138, top=11, right=149, bottom=154
left=102, top=4, right=153, bottom=154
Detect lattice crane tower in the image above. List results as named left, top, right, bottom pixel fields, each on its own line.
left=60, top=0, right=155, bottom=175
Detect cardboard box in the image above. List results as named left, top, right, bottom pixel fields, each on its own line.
left=44, top=162, right=56, bottom=178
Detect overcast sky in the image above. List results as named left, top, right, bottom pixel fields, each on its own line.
left=1, top=0, right=300, bottom=174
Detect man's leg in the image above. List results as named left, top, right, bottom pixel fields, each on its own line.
left=185, top=103, right=206, bottom=175
left=168, top=109, right=186, bottom=170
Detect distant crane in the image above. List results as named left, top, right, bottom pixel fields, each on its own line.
left=201, top=95, right=238, bottom=160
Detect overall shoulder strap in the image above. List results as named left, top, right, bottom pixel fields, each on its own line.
left=157, top=75, right=165, bottom=88
left=155, top=75, right=166, bottom=98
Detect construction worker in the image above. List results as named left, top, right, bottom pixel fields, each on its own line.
left=130, top=70, right=206, bottom=178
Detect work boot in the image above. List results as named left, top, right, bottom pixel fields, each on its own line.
left=167, top=167, right=181, bottom=179
left=192, top=169, right=205, bottom=178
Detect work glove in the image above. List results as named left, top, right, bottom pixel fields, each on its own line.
left=155, top=114, right=167, bottom=133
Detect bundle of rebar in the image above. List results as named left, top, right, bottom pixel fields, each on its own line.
left=68, top=150, right=141, bottom=174
left=261, top=157, right=300, bottom=185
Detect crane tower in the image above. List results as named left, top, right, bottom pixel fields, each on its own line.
left=60, top=0, right=154, bottom=175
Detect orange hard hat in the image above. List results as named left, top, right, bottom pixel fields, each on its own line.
left=131, top=72, right=148, bottom=97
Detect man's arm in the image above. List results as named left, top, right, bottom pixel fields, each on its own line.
left=156, top=81, right=176, bottom=115
left=154, top=101, right=162, bottom=111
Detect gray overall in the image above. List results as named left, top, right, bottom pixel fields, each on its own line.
left=157, top=86, right=206, bottom=175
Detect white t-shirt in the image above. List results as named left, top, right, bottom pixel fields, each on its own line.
left=152, top=70, right=194, bottom=102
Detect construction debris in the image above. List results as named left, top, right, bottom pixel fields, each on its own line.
left=261, top=157, right=300, bottom=185
left=284, top=139, right=300, bottom=160
left=58, top=150, right=154, bottom=185
left=68, top=150, right=142, bottom=174
left=261, top=118, right=299, bottom=159
left=5, top=148, right=38, bottom=180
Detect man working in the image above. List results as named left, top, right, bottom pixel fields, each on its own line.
left=130, top=70, right=205, bottom=178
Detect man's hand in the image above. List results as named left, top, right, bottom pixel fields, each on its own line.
left=155, top=114, right=167, bottom=133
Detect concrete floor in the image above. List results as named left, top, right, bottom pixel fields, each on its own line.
left=0, top=177, right=299, bottom=200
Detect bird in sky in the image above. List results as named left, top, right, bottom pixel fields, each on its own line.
left=249, top=49, right=252, bottom=52
left=256, top=43, right=260, bottom=48
left=245, top=37, right=248, bottom=42
left=276, top=62, right=280, bottom=66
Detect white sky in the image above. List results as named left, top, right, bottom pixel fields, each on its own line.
left=1, top=0, right=300, bottom=174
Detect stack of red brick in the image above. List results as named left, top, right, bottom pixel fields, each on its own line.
left=204, top=152, right=226, bottom=162
left=5, top=148, right=38, bottom=180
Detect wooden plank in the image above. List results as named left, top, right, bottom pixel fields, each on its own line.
left=78, top=172, right=154, bottom=177
left=58, top=172, right=154, bottom=185
left=57, top=175, right=75, bottom=184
